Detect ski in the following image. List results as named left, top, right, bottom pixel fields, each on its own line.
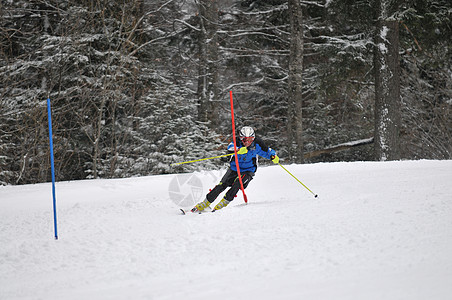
left=180, top=207, right=201, bottom=215
left=180, top=207, right=215, bottom=214
left=179, top=208, right=199, bottom=214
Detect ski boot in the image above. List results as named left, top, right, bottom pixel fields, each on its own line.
left=213, top=198, right=230, bottom=211
left=192, top=198, right=211, bottom=213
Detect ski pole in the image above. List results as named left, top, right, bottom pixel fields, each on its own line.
left=278, top=163, right=318, bottom=198
left=170, top=153, right=234, bottom=166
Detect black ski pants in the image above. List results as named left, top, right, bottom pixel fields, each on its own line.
left=206, top=168, right=254, bottom=203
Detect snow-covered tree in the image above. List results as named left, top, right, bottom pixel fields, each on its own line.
left=398, top=0, right=452, bottom=159
left=287, top=0, right=304, bottom=163
left=374, top=0, right=401, bottom=161
left=1, top=0, right=451, bottom=185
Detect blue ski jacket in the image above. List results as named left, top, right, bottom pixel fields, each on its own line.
left=227, top=137, right=276, bottom=172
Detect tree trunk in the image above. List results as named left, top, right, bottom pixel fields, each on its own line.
left=374, top=3, right=401, bottom=161
left=92, top=98, right=106, bottom=179
left=287, top=0, right=304, bottom=163
left=196, top=0, right=219, bottom=125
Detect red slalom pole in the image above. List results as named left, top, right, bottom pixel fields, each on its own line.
left=229, top=91, right=248, bottom=204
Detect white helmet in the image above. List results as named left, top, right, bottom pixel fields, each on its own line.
left=239, top=126, right=255, bottom=139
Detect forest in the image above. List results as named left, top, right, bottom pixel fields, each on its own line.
left=1, top=0, right=451, bottom=185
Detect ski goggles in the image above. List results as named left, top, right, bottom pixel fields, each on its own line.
left=240, top=136, right=255, bottom=144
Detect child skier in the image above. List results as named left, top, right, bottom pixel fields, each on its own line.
left=193, top=126, right=279, bottom=212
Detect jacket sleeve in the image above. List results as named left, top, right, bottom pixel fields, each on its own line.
left=254, top=137, right=276, bottom=160
left=227, top=137, right=242, bottom=152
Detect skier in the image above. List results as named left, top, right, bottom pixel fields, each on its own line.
left=193, top=126, right=279, bottom=212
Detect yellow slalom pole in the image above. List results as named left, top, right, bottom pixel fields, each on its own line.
left=278, top=163, right=318, bottom=198
left=170, top=153, right=234, bottom=166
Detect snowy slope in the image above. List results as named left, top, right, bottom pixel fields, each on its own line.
left=1, top=160, right=451, bottom=300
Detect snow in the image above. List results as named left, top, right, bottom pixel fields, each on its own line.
left=329, top=137, right=373, bottom=148
left=1, top=160, right=452, bottom=300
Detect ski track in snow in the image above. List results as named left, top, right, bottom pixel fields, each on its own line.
left=1, top=160, right=452, bottom=300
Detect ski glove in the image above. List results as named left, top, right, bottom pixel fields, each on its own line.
left=237, top=147, right=248, bottom=155
left=271, top=155, right=279, bottom=164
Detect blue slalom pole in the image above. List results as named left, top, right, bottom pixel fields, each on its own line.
left=47, top=98, right=58, bottom=240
